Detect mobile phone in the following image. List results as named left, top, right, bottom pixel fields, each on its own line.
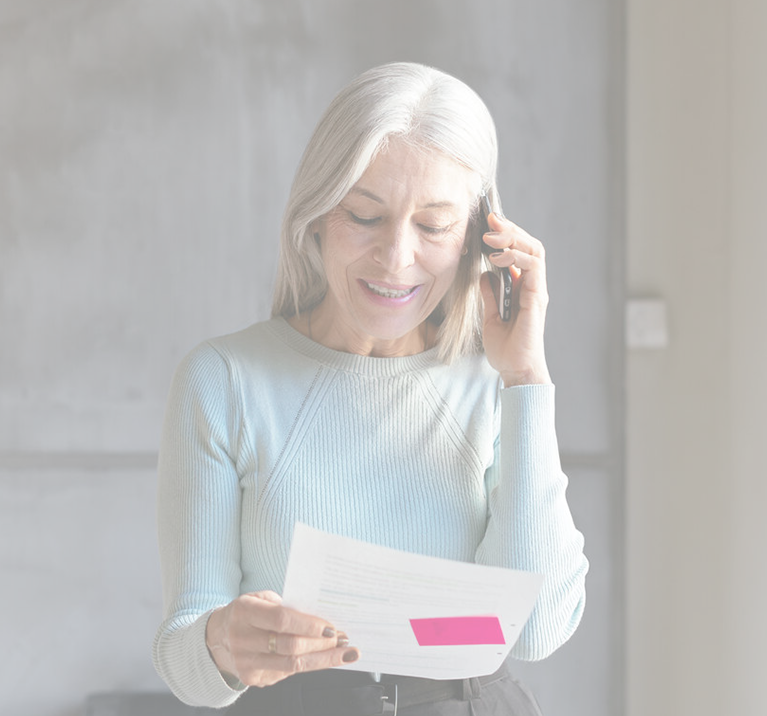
left=479, top=194, right=513, bottom=321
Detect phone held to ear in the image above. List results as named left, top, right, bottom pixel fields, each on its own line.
left=479, top=194, right=512, bottom=321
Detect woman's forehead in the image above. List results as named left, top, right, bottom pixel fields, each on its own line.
left=349, top=141, right=480, bottom=208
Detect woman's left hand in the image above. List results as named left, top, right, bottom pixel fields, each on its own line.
left=479, top=211, right=552, bottom=387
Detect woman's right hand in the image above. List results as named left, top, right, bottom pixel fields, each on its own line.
left=205, top=590, right=360, bottom=687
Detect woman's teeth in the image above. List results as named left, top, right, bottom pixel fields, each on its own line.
left=365, top=282, right=416, bottom=299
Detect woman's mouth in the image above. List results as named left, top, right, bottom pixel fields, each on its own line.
left=363, top=280, right=419, bottom=299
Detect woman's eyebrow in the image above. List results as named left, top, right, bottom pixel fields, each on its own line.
left=421, top=201, right=459, bottom=209
left=348, top=187, right=460, bottom=211
left=348, top=187, right=384, bottom=203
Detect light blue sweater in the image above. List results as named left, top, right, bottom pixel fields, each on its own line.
left=152, top=318, right=588, bottom=708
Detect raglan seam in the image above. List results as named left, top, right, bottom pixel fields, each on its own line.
left=256, top=365, right=331, bottom=507
left=412, top=371, right=485, bottom=477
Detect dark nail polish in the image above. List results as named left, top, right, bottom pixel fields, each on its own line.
left=337, top=635, right=350, bottom=648
left=342, top=649, right=359, bottom=663
left=322, top=627, right=336, bottom=638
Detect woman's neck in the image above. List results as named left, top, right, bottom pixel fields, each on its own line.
left=287, top=304, right=435, bottom=358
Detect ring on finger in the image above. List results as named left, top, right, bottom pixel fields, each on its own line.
left=267, top=631, right=278, bottom=654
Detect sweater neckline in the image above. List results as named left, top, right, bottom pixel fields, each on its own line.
left=269, top=317, right=444, bottom=377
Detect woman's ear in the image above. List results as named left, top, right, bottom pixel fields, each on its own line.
left=309, top=218, right=324, bottom=244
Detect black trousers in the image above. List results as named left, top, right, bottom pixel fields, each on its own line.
left=226, top=659, right=544, bottom=716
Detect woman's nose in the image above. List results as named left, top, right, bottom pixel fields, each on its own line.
left=373, top=222, right=417, bottom=273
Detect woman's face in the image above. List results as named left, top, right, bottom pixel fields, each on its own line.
left=313, top=140, right=477, bottom=357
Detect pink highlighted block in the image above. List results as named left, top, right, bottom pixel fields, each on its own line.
left=409, top=616, right=506, bottom=646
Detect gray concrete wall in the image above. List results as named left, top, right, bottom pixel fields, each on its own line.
left=0, top=2, right=624, bottom=714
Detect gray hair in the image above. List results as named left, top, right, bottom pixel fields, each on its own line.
left=271, top=62, right=501, bottom=362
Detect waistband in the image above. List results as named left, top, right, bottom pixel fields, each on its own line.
left=227, top=662, right=510, bottom=716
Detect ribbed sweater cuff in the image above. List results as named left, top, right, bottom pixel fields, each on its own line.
left=154, top=611, right=246, bottom=708
left=499, top=383, right=558, bottom=464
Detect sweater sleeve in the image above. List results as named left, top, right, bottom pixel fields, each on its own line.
left=474, top=384, right=588, bottom=661
left=151, top=343, right=248, bottom=708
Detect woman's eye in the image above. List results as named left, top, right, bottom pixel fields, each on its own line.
left=349, top=212, right=381, bottom=226
left=419, top=224, right=449, bottom=236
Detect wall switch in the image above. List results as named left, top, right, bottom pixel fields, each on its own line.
left=626, top=298, right=669, bottom=349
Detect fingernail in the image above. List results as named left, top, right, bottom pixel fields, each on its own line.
left=490, top=251, right=505, bottom=259
left=322, top=627, right=336, bottom=638
left=337, top=632, right=350, bottom=648
left=342, top=649, right=360, bottom=663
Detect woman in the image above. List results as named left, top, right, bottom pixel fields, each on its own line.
left=152, top=62, right=588, bottom=715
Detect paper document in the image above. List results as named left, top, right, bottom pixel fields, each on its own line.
left=282, top=523, right=543, bottom=679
